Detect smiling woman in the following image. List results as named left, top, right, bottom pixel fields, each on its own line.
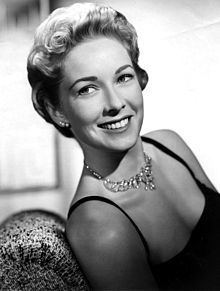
left=27, top=2, right=220, bottom=290
left=57, top=37, right=144, bottom=154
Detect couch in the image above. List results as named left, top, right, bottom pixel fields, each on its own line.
left=0, top=209, right=90, bottom=290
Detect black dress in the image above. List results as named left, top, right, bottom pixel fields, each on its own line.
left=68, top=137, right=220, bottom=290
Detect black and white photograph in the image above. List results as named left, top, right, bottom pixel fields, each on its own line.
left=0, top=0, right=220, bottom=289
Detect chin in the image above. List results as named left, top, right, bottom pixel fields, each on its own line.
left=103, top=134, right=140, bottom=153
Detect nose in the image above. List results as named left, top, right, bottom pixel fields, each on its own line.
left=103, top=86, right=125, bottom=116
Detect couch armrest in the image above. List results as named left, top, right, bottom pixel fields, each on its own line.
left=0, top=209, right=90, bottom=290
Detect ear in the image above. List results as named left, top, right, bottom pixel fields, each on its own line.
left=31, top=83, right=70, bottom=128
left=44, top=101, right=70, bottom=128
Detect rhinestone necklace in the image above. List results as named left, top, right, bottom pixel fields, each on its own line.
left=84, top=152, right=156, bottom=193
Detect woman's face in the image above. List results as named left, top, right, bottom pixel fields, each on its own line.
left=58, top=37, right=144, bottom=153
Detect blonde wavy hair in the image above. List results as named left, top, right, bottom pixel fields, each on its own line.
left=27, top=2, right=148, bottom=137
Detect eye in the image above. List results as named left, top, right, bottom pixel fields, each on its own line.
left=117, top=74, right=134, bottom=84
left=78, top=85, right=97, bottom=96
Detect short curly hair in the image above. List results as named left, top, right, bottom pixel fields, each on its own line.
left=27, top=2, right=148, bottom=138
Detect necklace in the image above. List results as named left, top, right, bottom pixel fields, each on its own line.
left=84, top=152, right=156, bottom=193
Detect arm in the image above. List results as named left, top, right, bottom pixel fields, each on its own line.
left=66, top=199, right=158, bottom=290
left=145, top=129, right=217, bottom=191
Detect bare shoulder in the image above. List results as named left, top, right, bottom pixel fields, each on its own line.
left=66, top=199, right=133, bottom=251
left=66, top=198, right=157, bottom=290
left=144, top=129, right=190, bottom=153
left=143, top=129, right=216, bottom=190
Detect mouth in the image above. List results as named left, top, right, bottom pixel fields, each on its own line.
left=98, top=116, right=131, bottom=130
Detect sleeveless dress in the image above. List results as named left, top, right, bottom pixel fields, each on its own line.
left=67, top=137, right=220, bottom=290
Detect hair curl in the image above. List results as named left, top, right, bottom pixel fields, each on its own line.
left=27, top=2, right=148, bottom=138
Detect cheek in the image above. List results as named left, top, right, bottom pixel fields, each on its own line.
left=66, top=101, right=101, bottom=127
left=129, top=85, right=143, bottom=109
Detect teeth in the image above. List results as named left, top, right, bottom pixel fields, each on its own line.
left=102, top=118, right=129, bottom=130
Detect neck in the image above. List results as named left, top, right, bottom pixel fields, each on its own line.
left=80, top=136, right=144, bottom=180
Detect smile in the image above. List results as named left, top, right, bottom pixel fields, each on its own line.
left=99, top=117, right=129, bottom=130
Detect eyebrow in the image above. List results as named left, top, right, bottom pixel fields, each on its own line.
left=69, top=76, right=98, bottom=91
left=115, top=64, right=134, bottom=74
left=69, top=64, right=134, bottom=91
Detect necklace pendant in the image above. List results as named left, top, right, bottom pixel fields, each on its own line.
left=132, top=178, right=138, bottom=189
left=118, top=181, right=125, bottom=192
left=103, top=179, right=118, bottom=192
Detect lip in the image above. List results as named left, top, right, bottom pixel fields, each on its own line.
left=98, top=115, right=132, bottom=128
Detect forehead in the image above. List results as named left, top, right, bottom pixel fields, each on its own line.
left=62, top=37, right=132, bottom=79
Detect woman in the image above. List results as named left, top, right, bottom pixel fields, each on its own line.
left=27, top=3, right=220, bottom=290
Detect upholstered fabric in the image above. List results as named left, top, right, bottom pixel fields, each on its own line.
left=0, top=209, right=90, bottom=290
